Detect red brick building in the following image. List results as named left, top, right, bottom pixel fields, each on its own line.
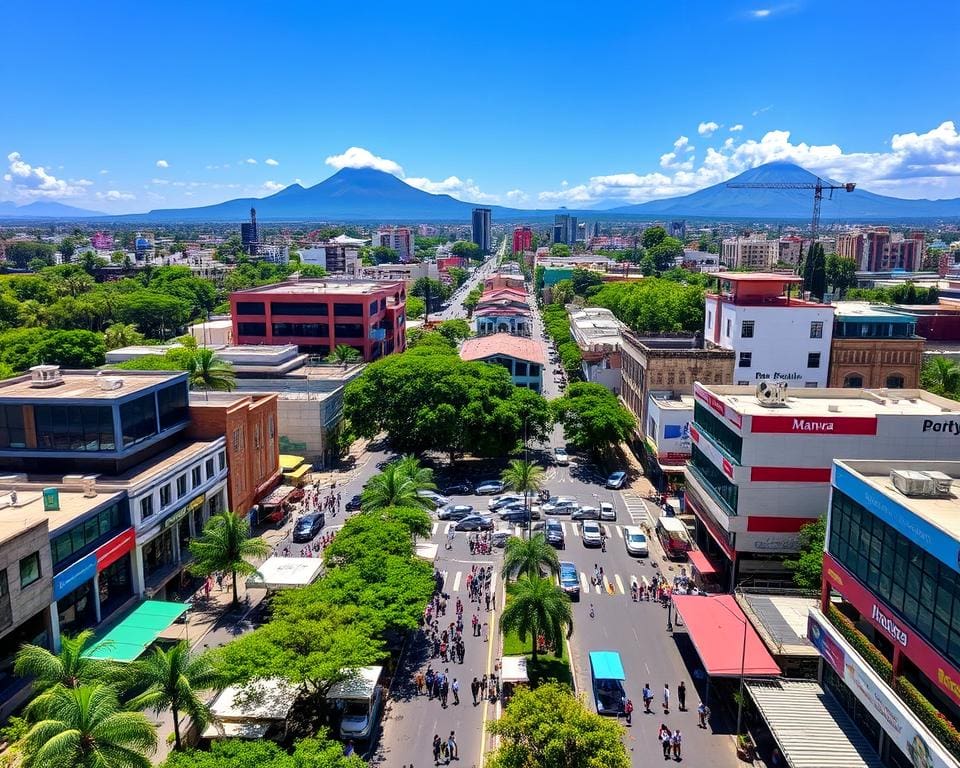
left=230, top=279, right=406, bottom=361
left=188, top=393, right=281, bottom=516
left=513, top=226, right=533, bottom=254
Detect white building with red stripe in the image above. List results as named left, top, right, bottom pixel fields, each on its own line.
left=684, top=382, right=960, bottom=589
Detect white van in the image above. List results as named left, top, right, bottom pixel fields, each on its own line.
left=328, top=666, right=384, bottom=742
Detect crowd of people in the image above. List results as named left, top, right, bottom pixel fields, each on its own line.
left=468, top=532, right=493, bottom=555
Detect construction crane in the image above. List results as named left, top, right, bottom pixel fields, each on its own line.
left=725, top=177, right=856, bottom=257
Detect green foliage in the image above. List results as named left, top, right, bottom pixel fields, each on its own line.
left=447, top=266, right=469, bottom=288
left=115, top=292, right=192, bottom=340
left=411, top=277, right=451, bottom=302
left=0, top=328, right=105, bottom=371
left=846, top=282, right=939, bottom=305
left=922, top=356, right=960, bottom=396
left=160, top=733, right=364, bottom=768
left=488, top=682, right=629, bottom=768
left=437, top=318, right=471, bottom=344
left=804, top=243, right=827, bottom=299
left=641, top=225, right=667, bottom=249
left=894, top=676, right=960, bottom=761
left=589, top=278, right=704, bottom=333
left=541, top=304, right=582, bottom=379
left=360, top=460, right=434, bottom=512
left=826, top=604, right=892, bottom=679
left=405, top=295, right=425, bottom=319
left=326, top=344, right=361, bottom=365
left=186, top=348, right=236, bottom=392
left=343, top=343, right=552, bottom=462
left=549, top=243, right=571, bottom=258
left=552, top=382, right=635, bottom=455
left=502, top=533, right=559, bottom=581
left=782, top=517, right=825, bottom=590
left=450, top=240, right=481, bottom=260
left=188, top=512, right=269, bottom=606
left=104, top=323, right=145, bottom=350
left=570, top=269, right=604, bottom=297
left=5, top=241, right=56, bottom=269
left=463, top=286, right=482, bottom=314
left=648, top=235, right=684, bottom=273
left=500, top=577, right=572, bottom=662
left=550, top=279, right=574, bottom=306
left=826, top=253, right=857, bottom=296
left=534, top=265, right=546, bottom=294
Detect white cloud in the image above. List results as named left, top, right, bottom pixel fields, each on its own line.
left=324, top=146, right=404, bottom=176
left=4, top=152, right=87, bottom=198
left=506, top=189, right=529, bottom=203
left=265, top=158, right=279, bottom=166
left=535, top=120, right=960, bottom=205
left=75, top=179, right=94, bottom=187
left=698, top=121, right=720, bottom=137
left=752, top=105, right=773, bottom=117
left=150, top=178, right=170, bottom=185
left=660, top=135, right=696, bottom=170
left=96, top=190, right=136, bottom=201
left=729, top=124, right=744, bottom=132
left=155, top=159, right=169, bottom=168
left=404, top=175, right=499, bottom=203
left=99, top=169, right=109, bottom=175
left=244, top=158, right=257, bottom=165
left=262, top=181, right=285, bottom=192
left=750, top=9, right=771, bottom=17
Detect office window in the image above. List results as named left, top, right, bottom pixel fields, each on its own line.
left=35, top=405, right=115, bottom=452
left=192, top=466, right=202, bottom=487
left=844, top=373, right=864, bottom=388
left=218, top=451, right=226, bottom=471
left=159, top=484, right=171, bottom=508
left=737, top=380, right=749, bottom=386
left=140, top=496, right=153, bottom=520
left=810, top=321, right=824, bottom=338
left=235, top=302, right=265, bottom=315
left=19, top=552, right=41, bottom=588
left=205, top=458, right=215, bottom=478
left=176, top=475, right=187, bottom=499
left=0, top=405, right=26, bottom=449
left=157, top=384, right=188, bottom=429
left=726, top=319, right=731, bottom=337
left=50, top=502, right=126, bottom=566
left=271, top=302, right=327, bottom=316
left=334, top=302, right=363, bottom=317
left=0, top=568, right=7, bottom=599
left=807, top=352, right=821, bottom=369
left=886, top=374, right=905, bottom=389
left=692, top=402, right=743, bottom=462
left=237, top=322, right=267, bottom=336
left=740, top=320, right=755, bottom=338
left=120, top=395, right=158, bottom=447
left=738, top=352, right=752, bottom=368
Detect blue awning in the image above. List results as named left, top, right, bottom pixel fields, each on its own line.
left=589, top=651, right=625, bottom=680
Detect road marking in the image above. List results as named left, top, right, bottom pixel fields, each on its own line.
left=580, top=572, right=590, bottom=591
left=444, top=522, right=453, bottom=534
left=615, top=525, right=624, bottom=538
left=452, top=571, right=462, bottom=592
left=431, top=522, right=439, bottom=536
left=594, top=581, right=602, bottom=595
left=614, top=574, right=624, bottom=594
left=568, top=522, right=579, bottom=537
left=440, top=570, right=448, bottom=589
left=478, top=605, right=499, bottom=762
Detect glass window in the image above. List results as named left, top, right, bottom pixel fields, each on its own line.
left=235, top=302, right=265, bottom=315
left=0, top=405, right=26, bottom=448
left=689, top=445, right=738, bottom=514
left=120, top=395, right=157, bottom=447
left=844, top=373, right=864, bottom=388
left=693, top=402, right=743, bottom=462
left=334, top=302, right=363, bottom=317
left=237, top=322, right=267, bottom=336
left=140, top=496, right=153, bottom=520
left=159, top=484, right=171, bottom=508
left=886, top=374, right=905, bottom=389
left=0, top=568, right=7, bottom=598
left=738, top=352, right=752, bottom=368
left=740, top=320, right=755, bottom=338
left=19, top=552, right=41, bottom=588
left=35, top=405, right=115, bottom=452
left=271, top=302, right=327, bottom=316
left=218, top=451, right=226, bottom=471
left=192, top=466, right=202, bottom=486
left=810, top=321, right=824, bottom=338
left=157, top=384, right=188, bottom=429
left=807, top=352, right=821, bottom=368
left=176, top=475, right=187, bottom=499
left=205, top=458, right=215, bottom=478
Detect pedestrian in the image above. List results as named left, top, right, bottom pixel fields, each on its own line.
left=659, top=724, right=672, bottom=760
left=215, top=571, right=224, bottom=591
left=697, top=701, right=710, bottom=728
left=415, top=670, right=425, bottom=695
left=663, top=683, right=670, bottom=714
left=432, top=734, right=442, bottom=765
left=440, top=678, right=449, bottom=708
left=447, top=732, right=458, bottom=761
left=678, top=681, right=686, bottom=711
left=452, top=678, right=460, bottom=705
left=624, top=698, right=634, bottom=725
left=483, top=622, right=489, bottom=642
left=203, top=576, right=212, bottom=599
left=643, top=683, right=653, bottom=713
left=472, top=614, right=479, bottom=637
left=672, top=729, right=682, bottom=760
left=485, top=592, right=491, bottom=611
left=471, top=677, right=480, bottom=705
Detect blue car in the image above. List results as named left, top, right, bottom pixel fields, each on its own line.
left=558, top=561, right=580, bottom=600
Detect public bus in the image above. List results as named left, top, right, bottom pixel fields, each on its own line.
left=656, top=515, right=692, bottom=559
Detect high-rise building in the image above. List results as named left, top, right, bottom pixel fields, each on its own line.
left=836, top=231, right=865, bottom=267
left=721, top=237, right=779, bottom=270
left=861, top=228, right=920, bottom=272
left=592, top=221, right=601, bottom=238
left=553, top=214, right=578, bottom=245
left=240, top=208, right=260, bottom=256
left=472, top=208, right=492, bottom=254
left=512, top=226, right=532, bottom=254
left=372, top=227, right=414, bottom=263
left=778, top=236, right=803, bottom=266
left=668, top=221, right=686, bottom=240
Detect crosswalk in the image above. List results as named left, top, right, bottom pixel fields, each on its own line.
left=432, top=520, right=626, bottom=539
left=435, top=562, right=653, bottom=598
left=622, top=491, right=653, bottom=527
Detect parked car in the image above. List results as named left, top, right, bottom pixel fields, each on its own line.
left=499, top=502, right=541, bottom=519
left=599, top=502, right=617, bottom=521
left=417, top=490, right=451, bottom=509
left=438, top=504, right=474, bottom=520
left=444, top=481, right=474, bottom=495
left=554, top=447, right=570, bottom=465
left=542, top=497, right=578, bottom=515
left=571, top=506, right=600, bottom=521
left=500, top=509, right=535, bottom=523
left=292, top=513, right=325, bottom=542
left=475, top=479, right=506, bottom=495
left=491, top=527, right=515, bottom=547
left=544, top=519, right=565, bottom=549
left=345, top=494, right=362, bottom=512
left=558, top=561, right=581, bottom=600
left=605, top=471, right=627, bottom=489
left=488, top=493, right=525, bottom=510
left=623, top=526, right=649, bottom=557
left=455, top=515, right=494, bottom=532
left=581, top=520, right=603, bottom=547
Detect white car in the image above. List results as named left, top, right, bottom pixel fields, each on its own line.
left=623, top=526, right=649, bottom=557
left=417, top=490, right=450, bottom=509
left=581, top=520, right=603, bottom=547
left=599, top=502, right=616, bottom=521
left=554, top=447, right=570, bottom=465
left=488, top=493, right=525, bottom=510
left=542, top=497, right=578, bottom=515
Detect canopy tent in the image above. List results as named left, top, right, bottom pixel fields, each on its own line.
left=282, top=463, right=312, bottom=481
left=671, top=594, right=780, bottom=677
left=327, top=666, right=383, bottom=701
left=500, top=656, right=529, bottom=684
left=278, top=454, right=305, bottom=471
left=202, top=721, right=271, bottom=740
left=207, top=677, right=298, bottom=737
left=687, top=549, right=718, bottom=576
left=246, top=557, right=324, bottom=590
left=84, top=600, right=189, bottom=662
left=588, top=651, right=626, bottom=680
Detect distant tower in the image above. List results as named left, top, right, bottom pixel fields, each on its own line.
left=592, top=221, right=601, bottom=238
left=241, top=207, right=260, bottom=256
left=472, top=208, right=492, bottom=254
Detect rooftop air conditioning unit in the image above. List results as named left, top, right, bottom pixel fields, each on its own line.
left=98, top=376, right=123, bottom=391
left=756, top=380, right=787, bottom=407
left=890, top=469, right=953, bottom=498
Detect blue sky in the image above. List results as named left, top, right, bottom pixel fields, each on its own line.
left=3, top=0, right=960, bottom=213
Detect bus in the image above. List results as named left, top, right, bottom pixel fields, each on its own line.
left=656, top=515, right=692, bottom=559
left=588, top=651, right=626, bottom=716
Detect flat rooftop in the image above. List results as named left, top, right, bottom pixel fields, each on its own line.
left=0, top=369, right=185, bottom=401
left=713, top=272, right=803, bottom=283
left=0, top=486, right=125, bottom=541
left=699, top=385, right=960, bottom=418
left=569, top=308, right=623, bottom=347
left=837, top=460, right=960, bottom=543
left=651, top=394, right=694, bottom=410
left=234, top=279, right=402, bottom=296
left=737, top=592, right=818, bottom=657
left=832, top=302, right=916, bottom=322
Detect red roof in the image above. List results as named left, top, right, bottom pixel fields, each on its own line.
left=460, top=333, right=545, bottom=365
left=714, top=272, right=802, bottom=284
left=671, top=594, right=780, bottom=677
left=686, top=549, right=717, bottom=576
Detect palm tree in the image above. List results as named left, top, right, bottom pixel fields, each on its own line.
left=327, top=343, right=361, bottom=366
left=394, top=455, right=437, bottom=491
left=188, top=511, right=270, bottom=607
left=127, top=642, right=223, bottom=751
left=924, top=356, right=960, bottom=394
left=501, top=459, right=545, bottom=538
left=14, top=630, right=119, bottom=699
left=17, top=299, right=49, bottom=328
left=21, top=684, right=156, bottom=768
left=360, top=463, right=433, bottom=512
left=186, top=348, right=236, bottom=396
left=104, top=323, right=145, bottom=351
left=501, top=533, right=560, bottom=581
left=499, top=576, right=572, bottom=662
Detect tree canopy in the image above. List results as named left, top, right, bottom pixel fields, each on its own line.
left=160, top=732, right=364, bottom=768
left=783, top=517, right=826, bottom=590
left=552, top=382, right=635, bottom=455
left=588, top=278, right=704, bottom=333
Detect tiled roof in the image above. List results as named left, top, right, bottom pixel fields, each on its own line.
left=460, top=333, right=545, bottom=365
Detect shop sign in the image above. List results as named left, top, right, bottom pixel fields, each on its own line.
left=162, top=506, right=190, bottom=531
left=808, top=609, right=954, bottom=768
left=823, top=553, right=960, bottom=710
left=693, top=383, right=742, bottom=429
left=187, top=493, right=206, bottom=513
left=53, top=554, right=96, bottom=601
left=94, top=528, right=135, bottom=572
left=749, top=414, right=878, bottom=436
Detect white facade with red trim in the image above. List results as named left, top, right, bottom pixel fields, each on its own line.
left=685, top=383, right=960, bottom=571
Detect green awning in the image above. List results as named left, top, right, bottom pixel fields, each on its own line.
left=84, top=600, right=189, bottom=662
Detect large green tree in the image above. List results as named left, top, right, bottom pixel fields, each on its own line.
left=500, top=459, right=546, bottom=525
left=185, top=348, right=236, bottom=393
left=783, top=517, right=826, bottom=590
left=487, top=682, right=630, bottom=768
left=552, top=382, right=635, bottom=455
left=641, top=225, right=667, bottom=249
left=549, top=243, right=572, bottom=258
left=188, top=511, right=270, bottom=607
left=826, top=253, right=857, bottom=296
left=499, top=577, right=572, bottom=662
left=570, top=268, right=603, bottom=297
left=160, top=734, right=364, bottom=768
left=923, top=356, right=960, bottom=395
left=648, top=236, right=684, bottom=273
left=14, top=630, right=121, bottom=707
left=588, top=278, right=704, bottom=333
left=501, top=533, right=560, bottom=581
left=360, top=460, right=435, bottom=512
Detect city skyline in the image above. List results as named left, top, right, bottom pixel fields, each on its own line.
left=2, top=0, right=959, bottom=213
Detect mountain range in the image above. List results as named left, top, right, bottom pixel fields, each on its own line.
left=5, top=162, right=960, bottom=222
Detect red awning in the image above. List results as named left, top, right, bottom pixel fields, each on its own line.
left=687, top=549, right=717, bottom=577
left=672, top=594, right=780, bottom=677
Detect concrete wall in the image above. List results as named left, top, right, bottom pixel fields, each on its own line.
left=0, top=519, right=52, bottom=641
